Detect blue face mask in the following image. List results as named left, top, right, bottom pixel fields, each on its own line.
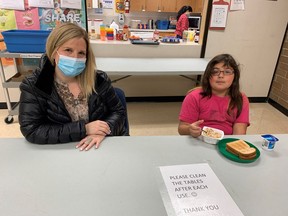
left=57, top=53, right=86, bottom=77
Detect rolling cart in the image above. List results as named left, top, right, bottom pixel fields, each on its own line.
left=0, top=51, right=42, bottom=123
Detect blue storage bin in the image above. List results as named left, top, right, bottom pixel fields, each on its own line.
left=2, top=30, right=51, bottom=53
left=156, top=20, right=170, bottom=30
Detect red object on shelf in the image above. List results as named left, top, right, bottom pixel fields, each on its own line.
left=124, top=0, right=130, bottom=13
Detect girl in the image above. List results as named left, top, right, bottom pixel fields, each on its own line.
left=175, top=6, right=193, bottom=39
left=178, top=54, right=250, bottom=137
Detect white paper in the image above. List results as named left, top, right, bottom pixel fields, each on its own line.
left=28, top=0, right=54, bottom=8
left=230, top=0, right=245, bottom=11
left=210, top=4, right=229, bottom=28
left=0, top=0, right=25, bottom=10
left=60, top=0, right=82, bottom=9
left=102, top=0, right=113, bottom=9
left=159, top=163, right=244, bottom=216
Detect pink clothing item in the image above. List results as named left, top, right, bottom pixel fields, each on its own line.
left=175, top=13, right=189, bottom=37
left=179, top=88, right=250, bottom=135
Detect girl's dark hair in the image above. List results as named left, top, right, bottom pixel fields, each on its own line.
left=201, top=54, right=243, bottom=117
left=177, top=6, right=193, bottom=21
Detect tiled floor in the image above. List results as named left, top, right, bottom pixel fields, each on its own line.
left=0, top=102, right=287, bottom=138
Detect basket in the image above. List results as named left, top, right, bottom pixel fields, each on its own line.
left=1, top=30, right=51, bottom=53
left=156, top=20, right=170, bottom=30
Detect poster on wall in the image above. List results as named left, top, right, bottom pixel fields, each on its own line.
left=0, top=0, right=25, bottom=11
left=0, top=0, right=87, bottom=31
left=60, top=0, right=82, bottom=10
left=230, top=0, right=245, bottom=11
left=103, top=0, right=113, bottom=9
left=15, top=8, right=40, bottom=30
left=28, top=0, right=54, bottom=8
left=209, top=0, right=229, bottom=30
left=115, top=0, right=124, bottom=13
left=39, top=0, right=87, bottom=30
left=0, top=10, right=17, bottom=30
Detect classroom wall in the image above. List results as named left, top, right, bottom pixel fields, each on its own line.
left=205, top=0, right=288, bottom=97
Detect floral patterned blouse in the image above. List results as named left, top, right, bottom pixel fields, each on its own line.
left=54, top=79, right=89, bottom=123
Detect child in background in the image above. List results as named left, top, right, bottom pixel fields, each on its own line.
left=178, top=54, right=250, bottom=137
left=175, top=6, right=193, bottom=39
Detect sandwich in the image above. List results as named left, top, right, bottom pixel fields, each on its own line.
left=226, top=139, right=256, bottom=160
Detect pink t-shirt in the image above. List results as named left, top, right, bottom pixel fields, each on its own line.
left=179, top=88, right=250, bottom=135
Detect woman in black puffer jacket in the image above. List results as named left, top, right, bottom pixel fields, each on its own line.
left=19, top=23, right=127, bottom=150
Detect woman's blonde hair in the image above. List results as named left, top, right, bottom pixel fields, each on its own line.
left=46, top=22, right=96, bottom=97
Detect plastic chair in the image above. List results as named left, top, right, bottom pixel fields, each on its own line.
left=114, top=87, right=129, bottom=135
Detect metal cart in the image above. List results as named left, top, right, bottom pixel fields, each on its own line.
left=0, top=51, right=42, bottom=123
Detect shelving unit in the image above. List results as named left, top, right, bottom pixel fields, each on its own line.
left=0, top=51, right=42, bottom=123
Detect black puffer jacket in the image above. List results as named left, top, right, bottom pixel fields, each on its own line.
left=19, top=55, right=127, bottom=144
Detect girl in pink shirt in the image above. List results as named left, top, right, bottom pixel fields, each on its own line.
left=175, top=6, right=193, bottom=39
left=178, top=54, right=250, bottom=137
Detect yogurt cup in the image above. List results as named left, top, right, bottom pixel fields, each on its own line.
left=261, top=134, right=279, bottom=151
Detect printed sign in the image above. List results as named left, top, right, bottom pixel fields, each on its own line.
left=159, top=163, right=244, bottom=216
left=39, top=0, right=86, bottom=30
left=115, top=0, right=124, bottom=13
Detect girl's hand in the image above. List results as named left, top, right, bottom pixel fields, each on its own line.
left=76, top=135, right=106, bottom=151
left=189, top=120, right=204, bottom=138
left=85, top=120, right=111, bottom=136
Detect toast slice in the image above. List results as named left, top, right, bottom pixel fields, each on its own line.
left=238, top=147, right=256, bottom=160
left=226, top=139, right=256, bottom=160
left=226, top=139, right=249, bottom=151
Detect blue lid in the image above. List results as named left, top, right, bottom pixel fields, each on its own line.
left=261, top=134, right=279, bottom=142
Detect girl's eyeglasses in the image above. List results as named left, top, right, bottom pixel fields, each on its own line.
left=211, top=68, right=234, bottom=76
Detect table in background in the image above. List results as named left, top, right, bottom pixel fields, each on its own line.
left=0, top=134, right=287, bottom=216
left=96, top=57, right=210, bottom=83
left=0, top=52, right=209, bottom=123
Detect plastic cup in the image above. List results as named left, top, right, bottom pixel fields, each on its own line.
left=261, top=134, right=279, bottom=151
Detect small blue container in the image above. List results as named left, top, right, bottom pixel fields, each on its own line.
left=156, top=20, right=170, bottom=30
left=261, top=134, right=279, bottom=151
left=2, top=30, right=51, bottom=53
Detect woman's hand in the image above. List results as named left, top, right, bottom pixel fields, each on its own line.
left=76, top=135, right=106, bottom=151
left=85, top=120, right=111, bottom=136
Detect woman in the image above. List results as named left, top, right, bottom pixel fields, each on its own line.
left=175, top=6, right=193, bottom=39
left=19, top=22, right=127, bottom=150
left=178, top=54, right=250, bottom=137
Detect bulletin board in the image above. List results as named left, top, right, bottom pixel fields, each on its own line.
left=0, top=0, right=87, bottom=31
left=0, top=0, right=87, bottom=65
